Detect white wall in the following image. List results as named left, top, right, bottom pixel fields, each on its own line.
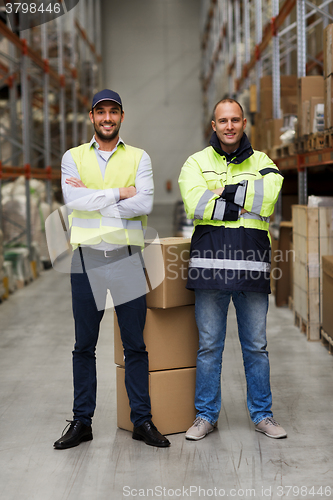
left=101, top=0, right=203, bottom=204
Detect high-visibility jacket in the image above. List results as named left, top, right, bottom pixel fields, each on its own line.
left=69, top=143, right=147, bottom=248
left=178, top=132, right=284, bottom=293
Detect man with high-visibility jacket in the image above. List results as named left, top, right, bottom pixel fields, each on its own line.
left=54, top=89, right=170, bottom=449
left=179, top=98, right=287, bottom=441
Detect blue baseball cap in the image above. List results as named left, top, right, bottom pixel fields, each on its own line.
left=91, top=89, right=122, bottom=110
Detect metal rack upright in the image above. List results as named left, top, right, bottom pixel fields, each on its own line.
left=0, top=0, right=102, bottom=258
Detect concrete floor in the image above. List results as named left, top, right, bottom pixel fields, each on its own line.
left=1, top=213, right=333, bottom=499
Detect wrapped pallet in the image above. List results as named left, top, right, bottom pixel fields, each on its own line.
left=292, top=202, right=333, bottom=340
left=1, top=177, right=54, bottom=266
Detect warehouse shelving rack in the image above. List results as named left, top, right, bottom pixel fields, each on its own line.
left=200, top=0, right=333, bottom=206
left=0, top=0, right=102, bottom=258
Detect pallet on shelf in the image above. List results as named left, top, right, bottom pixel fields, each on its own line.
left=294, top=311, right=308, bottom=336
left=308, top=132, right=325, bottom=151
left=294, top=136, right=308, bottom=153
left=324, top=128, right=333, bottom=149
left=288, top=295, right=293, bottom=311
left=276, top=143, right=295, bottom=158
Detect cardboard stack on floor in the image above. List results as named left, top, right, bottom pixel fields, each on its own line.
left=292, top=198, right=333, bottom=341
left=115, top=237, right=199, bottom=435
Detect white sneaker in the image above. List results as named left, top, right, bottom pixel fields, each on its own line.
left=185, top=417, right=215, bottom=441
left=255, top=417, right=287, bottom=439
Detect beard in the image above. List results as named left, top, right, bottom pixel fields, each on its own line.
left=94, top=120, right=121, bottom=142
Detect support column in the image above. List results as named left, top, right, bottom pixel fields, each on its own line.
left=20, top=36, right=32, bottom=258
left=243, top=0, right=250, bottom=89
left=255, top=0, right=263, bottom=112
left=297, top=0, right=307, bottom=205
left=70, top=7, right=78, bottom=146
left=235, top=0, right=241, bottom=83
left=41, top=22, right=52, bottom=207
left=57, top=15, right=66, bottom=155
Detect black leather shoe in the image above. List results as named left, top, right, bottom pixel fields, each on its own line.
left=132, top=420, right=170, bottom=447
left=54, top=420, right=93, bottom=449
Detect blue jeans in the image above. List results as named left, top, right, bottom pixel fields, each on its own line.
left=70, top=248, right=151, bottom=427
left=194, top=289, right=273, bottom=425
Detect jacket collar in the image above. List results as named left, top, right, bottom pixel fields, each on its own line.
left=209, top=131, right=254, bottom=164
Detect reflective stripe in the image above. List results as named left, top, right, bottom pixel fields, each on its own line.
left=101, top=217, right=126, bottom=228
left=234, top=180, right=247, bottom=206
left=72, top=218, right=100, bottom=229
left=194, top=189, right=213, bottom=219
left=251, top=178, right=264, bottom=214
left=213, top=198, right=226, bottom=220
left=127, top=220, right=142, bottom=230
left=189, top=257, right=271, bottom=273
left=241, top=211, right=270, bottom=223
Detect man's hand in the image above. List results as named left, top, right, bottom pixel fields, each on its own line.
left=65, top=177, right=87, bottom=188
left=211, top=187, right=224, bottom=196
left=119, top=186, right=137, bottom=200
left=212, top=187, right=248, bottom=215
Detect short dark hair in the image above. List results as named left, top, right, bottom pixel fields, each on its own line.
left=212, top=98, right=244, bottom=121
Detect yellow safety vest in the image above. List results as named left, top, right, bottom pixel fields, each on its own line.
left=69, top=143, right=147, bottom=248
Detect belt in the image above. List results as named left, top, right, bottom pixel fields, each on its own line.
left=79, top=245, right=141, bottom=264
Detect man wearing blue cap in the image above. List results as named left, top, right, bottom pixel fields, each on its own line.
left=54, top=90, right=170, bottom=449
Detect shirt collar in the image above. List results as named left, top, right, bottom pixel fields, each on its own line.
left=90, top=135, right=125, bottom=150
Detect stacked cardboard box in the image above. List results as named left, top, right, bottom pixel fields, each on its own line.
left=324, top=24, right=333, bottom=129
left=253, top=76, right=298, bottom=152
left=322, top=256, right=333, bottom=340
left=297, top=76, right=324, bottom=137
left=115, top=237, right=198, bottom=436
left=292, top=205, right=333, bottom=340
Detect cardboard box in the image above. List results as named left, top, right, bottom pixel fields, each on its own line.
left=250, top=125, right=257, bottom=149
left=310, top=96, right=324, bottom=134
left=250, top=84, right=257, bottom=112
left=266, top=119, right=283, bottom=149
left=260, top=76, right=298, bottom=120
left=145, top=237, right=195, bottom=309
left=325, top=75, right=333, bottom=129
left=301, top=100, right=310, bottom=136
left=114, top=305, right=199, bottom=371
left=116, top=366, right=197, bottom=435
left=281, top=96, right=298, bottom=115
left=297, top=76, right=324, bottom=137
left=322, top=256, right=333, bottom=339
left=292, top=205, right=333, bottom=340
left=324, top=24, right=333, bottom=78
left=260, top=75, right=297, bottom=90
